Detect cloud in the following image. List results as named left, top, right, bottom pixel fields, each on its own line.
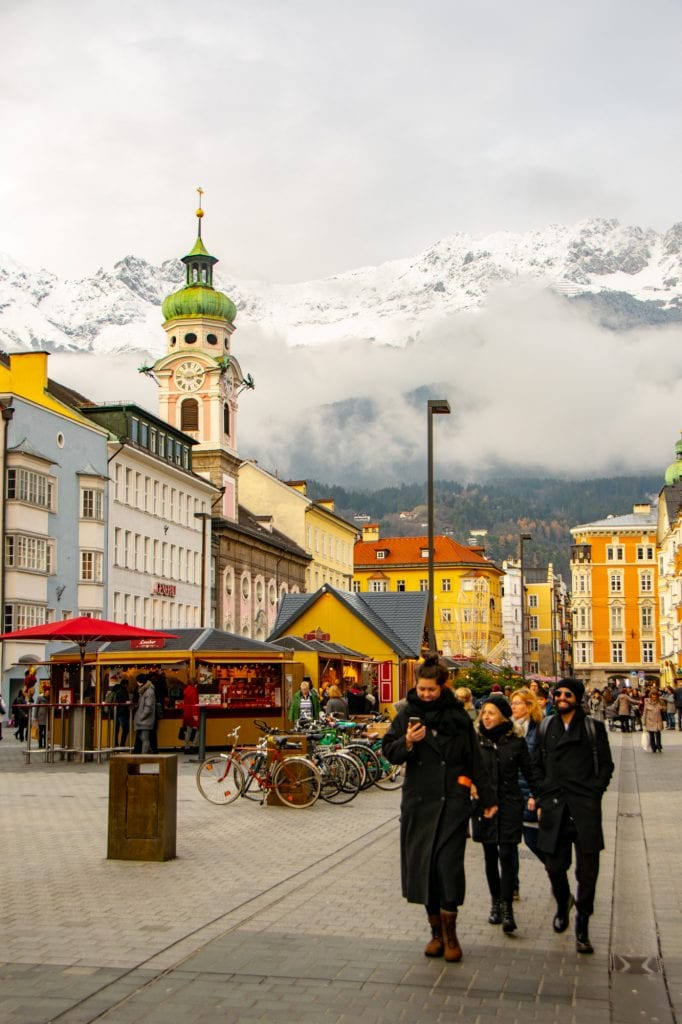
left=49, top=284, right=682, bottom=488
left=2, top=0, right=682, bottom=283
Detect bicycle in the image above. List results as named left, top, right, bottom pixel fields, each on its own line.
left=196, top=725, right=321, bottom=808
left=295, top=725, right=362, bottom=804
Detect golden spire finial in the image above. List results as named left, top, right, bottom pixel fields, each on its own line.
left=196, top=186, right=204, bottom=237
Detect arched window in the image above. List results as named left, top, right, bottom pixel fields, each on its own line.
left=181, top=399, right=199, bottom=431
left=223, top=402, right=230, bottom=436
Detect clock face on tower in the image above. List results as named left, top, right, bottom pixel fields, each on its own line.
left=175, top=360, right=204, bottom=392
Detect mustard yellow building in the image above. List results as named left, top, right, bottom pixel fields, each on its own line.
left=524, top=564, right=571, bottom=679
left=570, top=503, right=659, bottom=687
left=269, top=585, right=428, bottom=710
left=353, top=525, right=503, bottom=658
left=239, top=462, right=357, bottom=591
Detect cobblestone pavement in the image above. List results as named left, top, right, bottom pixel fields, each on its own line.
left=0, top=727, right=679, bottom=1023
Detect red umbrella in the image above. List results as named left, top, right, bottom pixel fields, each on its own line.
left=0, top=616, right=177, bottom=702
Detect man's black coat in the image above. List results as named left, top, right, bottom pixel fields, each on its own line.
left=533, top=709, right=614, bottom=855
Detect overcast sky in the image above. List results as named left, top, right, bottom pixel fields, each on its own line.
left=2, top=0, right=681, bottom=283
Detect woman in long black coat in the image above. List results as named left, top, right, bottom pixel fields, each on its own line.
left=382, top=654, right=497, bottom=962
left=471, top=694, right=540, bottom=934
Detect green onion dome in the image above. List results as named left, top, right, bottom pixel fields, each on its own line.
left=664, top=433, right=682, bottom=485
left=162, top=222, right=237, bottom=324
left=162, top=284, right=236, bottom=323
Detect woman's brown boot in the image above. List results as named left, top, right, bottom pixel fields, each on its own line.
left=424, top=913, right=444, bottom=957
left=440, top=910, right=463, bottom=962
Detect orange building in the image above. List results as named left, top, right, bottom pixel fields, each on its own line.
left=570, top=503, right=659, bottom=688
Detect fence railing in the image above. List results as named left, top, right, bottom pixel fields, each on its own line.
left=21, top=702, right=135, bottom=764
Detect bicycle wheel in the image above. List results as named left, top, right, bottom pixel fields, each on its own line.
left=346, top=743, right=382, bottom=789
left=238, top=750, right=267, bottom=801
left=374, top=757, right=405, bottom=790
left=319, top=751, right=361, bottom=804
left=196, top=756, right=244, bottom=804
left=272, top=757, right=321, bottom=808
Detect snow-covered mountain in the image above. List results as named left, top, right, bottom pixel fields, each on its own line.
left=2, top=218, right=682, bottom=357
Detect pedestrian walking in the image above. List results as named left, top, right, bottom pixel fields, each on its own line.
left=12, top=688, right=28, bottom=742
left=133, top=675, right=156, bottom=754
left=587, top=689, right=605, bottom=722
left=663, top=687, right=676, bottom=730
left=34, top=686, right=49, bottom=748
left=534, top=677, right=614, bottom=954
left=472, top=693, right=540, bottom=935
left=324, top=685, right=348, bottom=719
left=641, top=688, right=664, bottom=752
left=181, top=678, right=200, bottom=752
left=615, top=688, right=635, bottom=732
left=673, top=683, right=682, bottom=730
left=382, top=653, right=497, bottom=962
left=509, top=687, right=546, bottom=873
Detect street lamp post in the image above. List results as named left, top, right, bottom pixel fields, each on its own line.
left=427, top=399, right=451, bottom=652
left=518, top=533, right=532, bottom=678
left=194, top=512, right=211, bottom=626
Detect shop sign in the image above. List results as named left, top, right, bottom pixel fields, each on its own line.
left=303, top=628, right=330, bottom=641
left=131, top=637, right=166, bottom=650
left=152, top=582, right=177, bottom=597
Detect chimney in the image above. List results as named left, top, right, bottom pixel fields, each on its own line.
left=362, top=523, right=380, bottom=542
left=633, top=503, right=651, bottom=515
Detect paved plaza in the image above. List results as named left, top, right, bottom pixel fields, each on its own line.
left=0, top=727, right=679, bottom=1024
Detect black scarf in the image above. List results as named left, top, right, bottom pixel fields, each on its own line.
left=478, top=720, right=513, bottom=744
left=406, top=686, right=468, bottom=736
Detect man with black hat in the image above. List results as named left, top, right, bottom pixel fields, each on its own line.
left=534, top=677, right=614, bottom=954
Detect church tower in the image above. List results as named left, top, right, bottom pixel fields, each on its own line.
left=153, top=192, right=251, bottom=521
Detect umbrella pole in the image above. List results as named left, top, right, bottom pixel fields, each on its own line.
left=80, top=644, right=86, bottom=762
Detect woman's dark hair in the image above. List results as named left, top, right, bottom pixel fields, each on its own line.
left=416, top=653, right=449, bottom=687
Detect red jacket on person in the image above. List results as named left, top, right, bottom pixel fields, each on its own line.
left=182, top=683, right=199, bottom=729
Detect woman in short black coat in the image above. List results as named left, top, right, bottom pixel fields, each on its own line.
left=382, top=654, right=497, bottom=962
left=472, top=694, right=540, bottom=934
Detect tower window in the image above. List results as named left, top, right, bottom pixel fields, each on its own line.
left=207, top=333, right=218, bottom=345
left=170, top=336, right=176, bottom=346
left=223, top=403, right=230, bottom=436
left=181, top=399, right=199, bottom=431
left=184, top=332, right=197, bottom=344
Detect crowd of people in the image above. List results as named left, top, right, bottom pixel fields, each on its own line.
left=382, top=657, right=623, bottom=963
left=287, top=676, right=378, bottom=723
left=1, top=666, right=176, bottom=753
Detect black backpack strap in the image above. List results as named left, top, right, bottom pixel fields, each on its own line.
left=537, top=715, right=551, bottom=769
left=584, top=715, right=599, bottom=775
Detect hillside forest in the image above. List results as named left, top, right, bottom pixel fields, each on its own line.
left=308, top=476, right=663, bottom=583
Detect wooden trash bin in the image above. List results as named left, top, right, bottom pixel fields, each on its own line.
left=107, top=754, right=177, bottom=861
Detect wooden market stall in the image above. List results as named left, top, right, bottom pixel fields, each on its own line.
left=49, top=628, right=301, bottom=751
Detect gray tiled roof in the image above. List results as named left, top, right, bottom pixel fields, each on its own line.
left=660, top=483, right=682, bottom=526
left=572, top=509, right=658, bottom=531
left=60, top=628, right=286, bottom=657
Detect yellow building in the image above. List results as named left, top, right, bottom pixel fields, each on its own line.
left=656, top=435, right=682, bottom=679
left=269, top=585, right=428, bottom=710
left=239, top=463, right=357, bottom=591
left=524, top=564, right=571, bottom=679
left=353, top=525, right=503, bottom=658
left=570, top=503, right=659, bottom=687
